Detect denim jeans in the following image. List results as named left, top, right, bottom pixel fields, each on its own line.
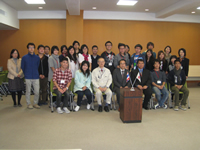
left=76, top=89, right=92, bottom=106
left=152, top=86, right=169, bottom=107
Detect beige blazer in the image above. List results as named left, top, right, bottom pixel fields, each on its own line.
left=7, top=58, right=24, bottom=79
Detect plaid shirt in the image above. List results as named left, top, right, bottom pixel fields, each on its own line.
left=52, top=68, right=72, bottom=90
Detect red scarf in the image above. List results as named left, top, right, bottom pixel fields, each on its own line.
left=83, top=53, right=89, bottom=61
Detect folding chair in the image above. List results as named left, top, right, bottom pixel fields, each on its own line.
left=50, top=79, right=74, bottom=113
left=169, top=82, right=190, bottom=109
left=0, top=74, right=7, bottom=97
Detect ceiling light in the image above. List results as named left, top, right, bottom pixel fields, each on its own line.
left=117, top=0, right=138, bottom=6
left=92, top=7, right=97, bottom=10
left=24, top=0, right=45, bottom=4
left=191, top=11, right=196, bottom=14
left=145, top=9, right=149, bottom=12
left=38, top=7, right=43, bottom=9
left=197, top=7, right=200, bottom=10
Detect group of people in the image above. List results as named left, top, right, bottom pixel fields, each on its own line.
left=7, top=41, right=189, bottom=114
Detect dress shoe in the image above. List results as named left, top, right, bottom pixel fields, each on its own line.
left=98, top=106, right=102, bottom=112
left=143, top=106, right=149, bottom=110
left=104, top=106, right=109, bottom=112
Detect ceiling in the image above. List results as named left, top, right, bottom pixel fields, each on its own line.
left=2, top=0, right=200, bottom=16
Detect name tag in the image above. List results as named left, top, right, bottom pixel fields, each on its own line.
left=60, top=80, right=65, bottom=84
left=157, top=80, right=161, bottom=84
left=109, top=62, right=112, bottom=66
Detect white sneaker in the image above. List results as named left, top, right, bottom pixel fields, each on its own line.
left=75, top=106, right=80, bottom=112
left=154, top=103, right=159, bottom=109
left=162, top=104, right=168, bottom=109
left=63, top=107, right=70, bottom=113
left=87, top=104, right=91, bottom=110
left=57, top=107, right=64, bottom=114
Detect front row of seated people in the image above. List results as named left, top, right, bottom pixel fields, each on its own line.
left=52, top=57, right=189, bottom=114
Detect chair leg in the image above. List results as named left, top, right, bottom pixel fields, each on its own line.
left=187, top=98, right=190, bottom=109
left=50, top=93, right=54, bottom=113
left=69, top=93, right=72, bottom=111
left=91, top=94, right=94, bottom=111
left=113, top=93, right=116, bottom=110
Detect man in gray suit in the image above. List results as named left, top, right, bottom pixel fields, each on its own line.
left=113, top=59, right=131, bottom=109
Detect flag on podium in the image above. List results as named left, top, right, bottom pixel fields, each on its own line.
left=136, top=72, right=141, bottom=82
left=126, top=72, right=130, bottom=82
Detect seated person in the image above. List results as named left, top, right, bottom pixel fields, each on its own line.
left=53, top=58, right=72, bottom=114
left=131, top=59, right=152, bottom=110
left=74, top=61, right=92, bottom=112
left=168, top=60, right=189, bottom=111
left=92, top=57, right=112, bottom=112
left=113, top=59, right=131, bottom=108
left=151, top=59, right=169, bottom=109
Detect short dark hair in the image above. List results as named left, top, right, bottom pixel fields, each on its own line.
left=174, top=59, right=180, bottom=64
left=44, top=45, right=50, bottom=50
left=61, top=45, right=67, bottom=52
left=73, top=41, right=80, bottom=46
left=119, top=59, right=126, bottom=65
left=125, top=45, right=130, bottom=49
left=178, top=48, right=186, bottom=56
left=81, top=44, right=89, bottom=54
left=51, top=46, right=59, bottom=54
left=147, top=42, right=154, bottom=49
left=10, top=49, right=20, bottom=59
left=154, top=59, right=160, bottom=65
left=27, top=43, right=35, bottom=49
left=60, top=57, right=68, bottom=62
left=164, top=46, right=171, bottom=53
left=37, top=44, right=44, bottom=50
left=137, top=59, right=144, bottom=64
left=118, top=43, right=125, bottom=49
left=105, top=41, right=112, bottom=46
left=92, top=45, right=98, bottom=49
left=135, top=44, right=143, bottom=50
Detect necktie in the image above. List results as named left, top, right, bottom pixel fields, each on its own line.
left=101, top=69, right=103, bottom=72
left=140, top=71, right=142, bottom=77
left=122, top=70, right=124, bottom=78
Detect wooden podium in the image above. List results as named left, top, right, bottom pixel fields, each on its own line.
left=120, top=88, right=143, bottom=123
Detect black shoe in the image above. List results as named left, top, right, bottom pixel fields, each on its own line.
left=13, top=104, right=17, bottom=107
left=18, top=104, right=22, bottom=107
left=143, top=106, right=149, bottom=110
left=98, top=106, right=102, bottom=112
left=104, top=106, right=109, bottom=112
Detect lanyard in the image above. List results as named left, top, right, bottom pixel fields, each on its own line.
left=119, top=53, right=125, bottom=59
left=55, top=60, right=59, bottom=68
left=154, top=70, right=160, bottom=78
left=105, top=51, right=113, bottom=60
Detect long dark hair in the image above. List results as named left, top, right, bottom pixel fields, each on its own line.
left=81, top=44, right=89, bottom=55
left=169, top=55, right=177, bottom=65
left=157, top=50, right=166, bottom=64
left=67, top=46, right=77, bottom=63
left=10, top=49, right=20, bottom=59
left=145, top=49, right=155, bottom=64
left=80, top=61, right=90, bottom=77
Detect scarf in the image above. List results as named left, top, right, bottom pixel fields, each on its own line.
left=62, top=53, right=67, bottom=57
left=173, top=68, right=182, bottom=84
left=83, top=53, right=89, bottom=61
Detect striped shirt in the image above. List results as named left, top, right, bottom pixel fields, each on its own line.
left=52, top=68, right=72, bottom=90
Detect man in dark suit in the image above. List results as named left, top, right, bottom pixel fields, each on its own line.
left=131, top=59, right=152, bottom=110
left=113, top=59, right=131, bottom=108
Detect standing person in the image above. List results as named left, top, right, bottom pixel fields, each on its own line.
left=142, top=42, right=156, bottom=58
left=67, top=46, right=79, bottom=78
left=21, top=43, right=40, bottom=109
left=145, top=49, right=155, bottom=71
left=53, top=58, right=72, bottom=114
left=125, top=45, right=131, bottom=59
left=78, top=44, right=92, bottom=71
left=7, top=49, right=24, bottom=107
left=131, top=59, right=152, bottom=110
left=74, top=61, right=92, bottom=111
left=177, top=48, right=189, bottom=79
left=157, top=50, right=168, bottom=73
left=59, top=45, right=68, bottom=62
left=37, top=45, right=49, bottom=106
left=73, top=41, right=81, bottom=57
left=130, top=44, right=146, bottom=71
left=151, top=60, right=169, bottom=109
left=44, top=46, right=50, bottom=57
left=92, top=58, right=112, bottom=112
left=101, top=41, right=115, bottom=74
left=91, top=45, right=100, bottom=71
left=168, top=55, right=177, bottom=72
left=168, top=60, right=189, bottom=111
left=114, top=43, right=130, bottom=70
left=113, top=59, right=131, bottom=109
left=164, top=46, right=172, bottom=63
left=48, top=46, right=60, bottom=83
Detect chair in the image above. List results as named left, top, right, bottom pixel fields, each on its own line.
left=0, top=74, right=7, bottom=97
left=50, top=79, right=74, bottom=113
left=169, top=82, right=190, bottom=109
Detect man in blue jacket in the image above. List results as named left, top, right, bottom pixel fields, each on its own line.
left=21, top=43, right=40, bottom=109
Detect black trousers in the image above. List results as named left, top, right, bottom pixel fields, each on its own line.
left=76, top=89, right=92, bottom=106
left=143, top=87, right=152, bottom=107
left=54, top=89, right=70, bottom=108
left=114, top=87, right=121, bottom=105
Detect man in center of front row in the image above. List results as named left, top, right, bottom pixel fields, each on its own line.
left=53, top=58, right=72, bottom=114
left=113, top=59, right=131, bottom=110
left=131, top=59, right=152, bottom=110
left=92, top=57, right=112, bottom=112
